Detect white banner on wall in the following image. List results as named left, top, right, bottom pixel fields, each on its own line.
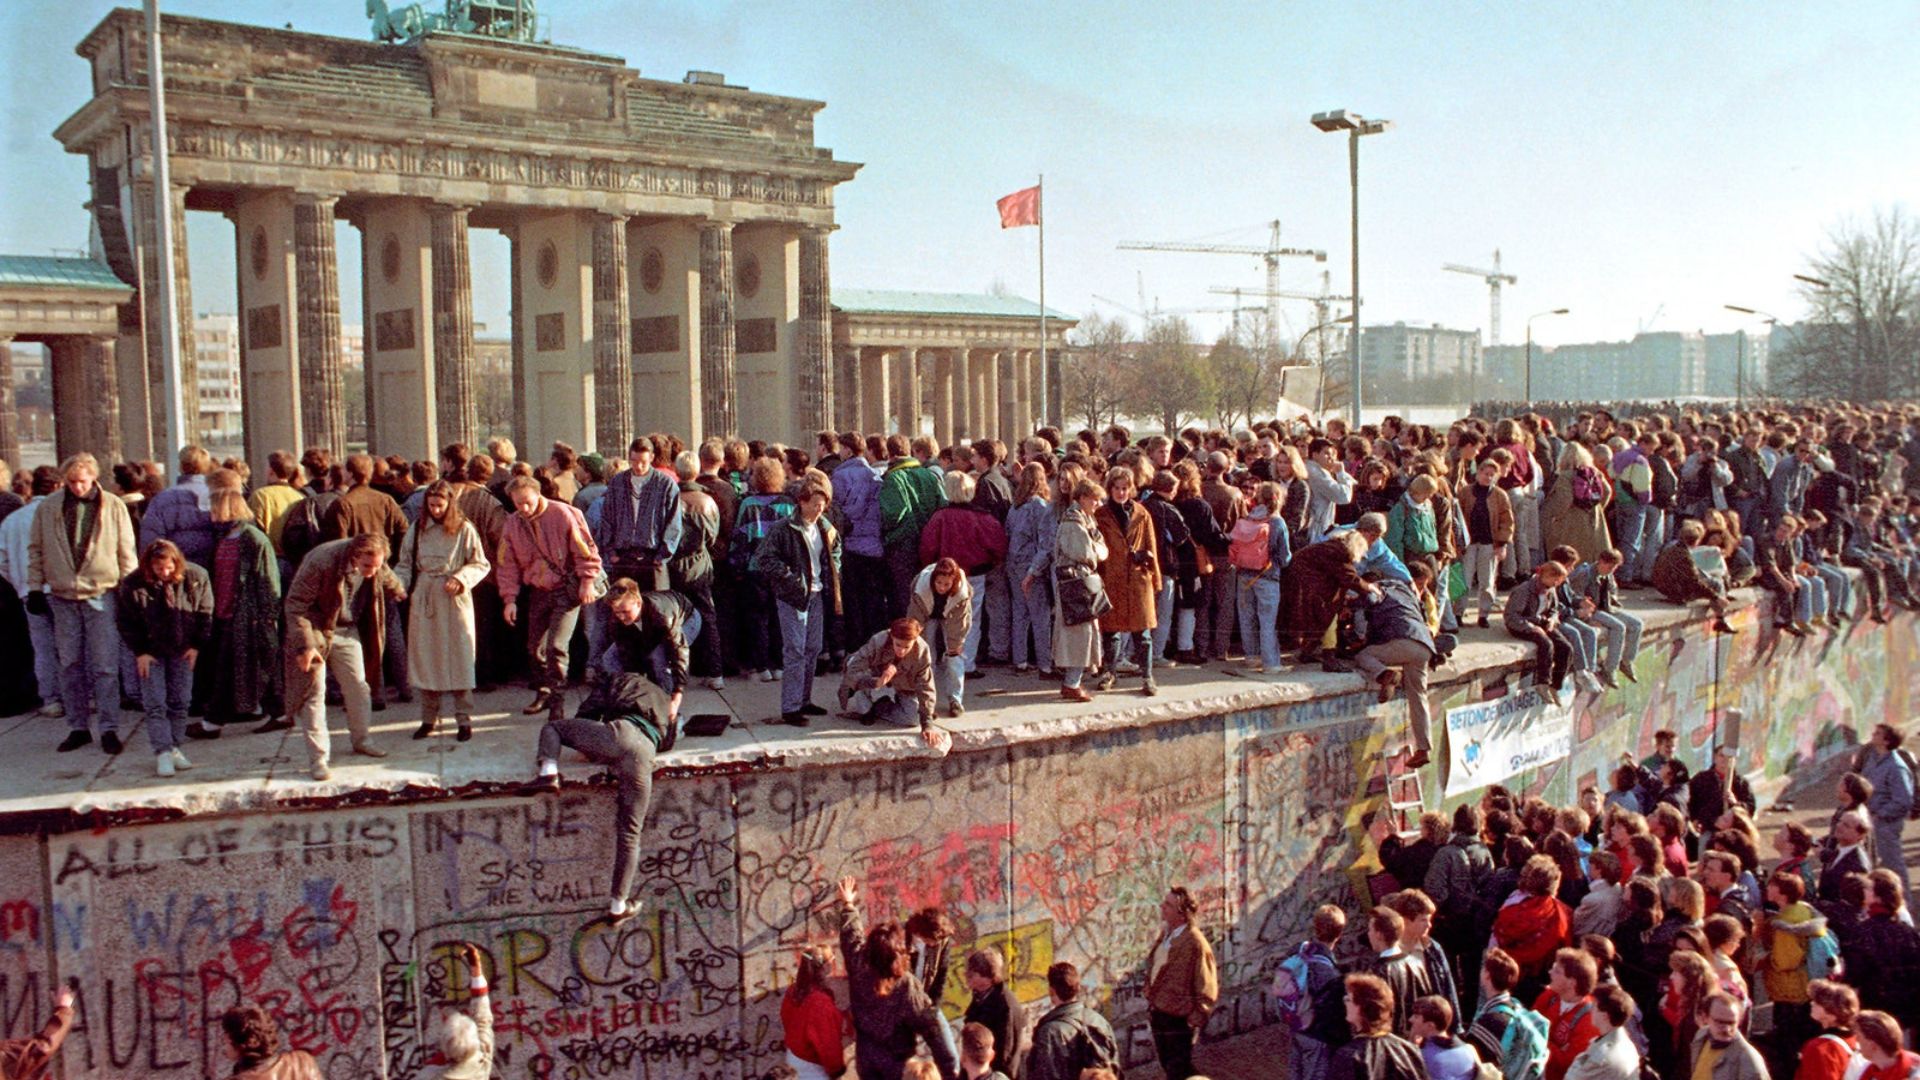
left=1444, top=687, right=1574, bottom=797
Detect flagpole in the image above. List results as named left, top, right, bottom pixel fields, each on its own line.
left=1037, top=174, right=1048, bottom=428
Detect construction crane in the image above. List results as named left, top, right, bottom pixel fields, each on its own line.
left=1208, top=270, right=1354, bottom=362
left=1090, top=295, right=1241, bottom=336
left=1443, top=249, right=1518, bottom=345
left=1119, top=220, right=1327, bottom=350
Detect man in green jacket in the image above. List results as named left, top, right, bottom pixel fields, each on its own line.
left=878, top=433, right=945, bottom=616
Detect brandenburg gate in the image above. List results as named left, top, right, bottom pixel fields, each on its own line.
left=54, top=8, right=861, bottom=465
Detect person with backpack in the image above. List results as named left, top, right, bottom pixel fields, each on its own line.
left=1026, top=962, right=1118, bottom=1080
left=1470, top=948, right=1551, bottom=1080
left=1544, top=443, right=1614, bottom=567
left=1275, top=904, right=1349, bottom=1080
left=1230, top=481, right=1292, bottom=672
left=1426, top=805, right=1497, bottom=1006
left=1759, top=872, right=1831, bottom=1080
left=1797, top=981, right=1863, bottom=1080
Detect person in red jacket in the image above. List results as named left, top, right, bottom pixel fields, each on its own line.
left=1857, top=1010, right=1920, bottom=1080
left=1493, top=855, right=1574, bottom=1000
left=781, top=944, right=847, bottom=1080
left=1797, top=980, right=1861, bottom=1080
left=1534, top=948, right=1602, bottom=1080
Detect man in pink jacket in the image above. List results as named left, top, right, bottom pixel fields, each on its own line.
left=496, top=475, right=603, bottom=720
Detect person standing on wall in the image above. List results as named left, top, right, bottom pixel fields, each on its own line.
left=496, top=475, right=603, bottom=722
left=27, top=453, right=138, bottom=755
left=282, top=534, right=405, bottom=781
left=395, top=480, right=492, bottom=743
left=1145, top=885, right=1220, bottom=1080
left=754, top=474, right=841, bottom=726
left=589, top=437, right=684, bottom=653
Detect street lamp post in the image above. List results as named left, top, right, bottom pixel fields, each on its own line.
left=1312, top=109, right=1389, bottom=425
left=1723, top=304, right=1780, bottom=407
left=1523, top=308, right=1569, bottom=402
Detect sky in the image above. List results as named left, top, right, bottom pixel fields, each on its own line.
left=4, top=1, right=1918, bottom=351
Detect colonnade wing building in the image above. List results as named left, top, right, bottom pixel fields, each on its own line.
left=52, top=8, right=870, bottom=467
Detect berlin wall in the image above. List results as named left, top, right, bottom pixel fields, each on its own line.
left=3, top=601, right=1915, bottom=1079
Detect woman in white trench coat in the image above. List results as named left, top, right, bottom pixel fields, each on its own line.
left=397, top=480, right=492, bottom=741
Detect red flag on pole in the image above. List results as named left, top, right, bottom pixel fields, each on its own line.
left=997, top=185, right=1041, bottom=228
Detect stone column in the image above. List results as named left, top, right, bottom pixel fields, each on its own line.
left=859, top=347, right=889, bottom=434
left=893, top=347, right=921, bottom=437
left=698, top=220, right=737, bottom=438
left=508, top=224, right=530, bottom=452
left=353, top=217, right=377, bottom=456
left=1046, top=345, right=1064, bottom=429
left=797, top=227, right=833, bottom=433
left=85, top=335, right=123, bottom=463
left=993, top=349, right=1014, bottom=441
left=134, top=182, right=198, bottom=453
left=1014, top=349, right=1034, bottom=437
left=0, top=335, right=14, bottom=468
left=834, top=345, right=861, bottom=432
left=50, top=335, right=122, bottom=463
left=948, top=347, right=971, bottom=443
left=433, top=203, right=479, bottom=450
left=293, top=193, right=345, bottom=457
left=592, top=213, right=633, bottom=457
left=932, top=351, right=954, bottom=447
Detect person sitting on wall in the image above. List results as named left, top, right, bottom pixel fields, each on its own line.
left=521, top=669, right=675, bottom=919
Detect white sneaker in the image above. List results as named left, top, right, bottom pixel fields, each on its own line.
left=609, top=896, right=639, bottom=919
left=706, top=676, right=726, bottom=691
left=38, top=701, right=64, bottom=719
left=771, top=668, right=784, bottom=680
left=156, top=752, right=176, bottom=778
left=757, top=669, right=777, bottom=682
left=170, top=748, right=193, bottom=771
left=1114, top=660, right=1142, bottom=675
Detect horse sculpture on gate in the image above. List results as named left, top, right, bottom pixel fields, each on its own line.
left=368, top=0, right=540, bottom=44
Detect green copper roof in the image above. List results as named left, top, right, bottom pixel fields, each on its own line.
left=833, top=288, right=1073, bottom=321
left=0, top=256, right=128, bottom=292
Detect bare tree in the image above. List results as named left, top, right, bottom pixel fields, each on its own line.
left=1210, top=312, right=1285, bottom=432
left=1062, top=310, right=1130, bottom=433
left=1777, top=207, right=1920, bottom=401
left=1122, top=316, right=1214, bottom=436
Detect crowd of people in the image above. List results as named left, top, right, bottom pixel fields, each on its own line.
left=1251, top=732, right=1920, bottom=1080
left=0, top=400, right=1916, bottom=1080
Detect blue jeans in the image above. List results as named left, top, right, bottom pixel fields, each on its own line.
left=1561, top=617, right=1599, bottom=672
left=1151, top=577, right=1177, bottom=660
left=1813, top=564, right=1852, bottom=618
left=139, top=653, right=193, bottom=753
left=925, top=614, right=968, bottom=707
left=1628, top=506, right=1667, bottom=583
left=1103, top=630, right=1154, bottom=682
left=1012, top=574, right=1054, bottom=670
left=777, top=593, right=824, bottom=714
left=50, top=594, right=120, bottom=734
left=1791, top=577, right=1817, bottom=624
left=1803, top=575, right=1830, bottom=621
left=26, top=606, right=57, bottom=703
left=961, top=575, right=988, bottom=669
left=1234, top=571, right=1281, bottom=668
left=1587, top=609, right=1643, bottom=670
left=983, top=565, right=1012, bottom=662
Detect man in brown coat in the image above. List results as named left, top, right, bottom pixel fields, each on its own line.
left=1144, top=885, right=1219, bottom=1080
left=283, top=535, right=405, bottom=781
left=322, top=453, right=411, bottom=701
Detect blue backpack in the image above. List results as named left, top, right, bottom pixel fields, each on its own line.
left=1272, top=944, right=1339, bottom=1033
left=1805, top=928, right=1842, bottom=980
